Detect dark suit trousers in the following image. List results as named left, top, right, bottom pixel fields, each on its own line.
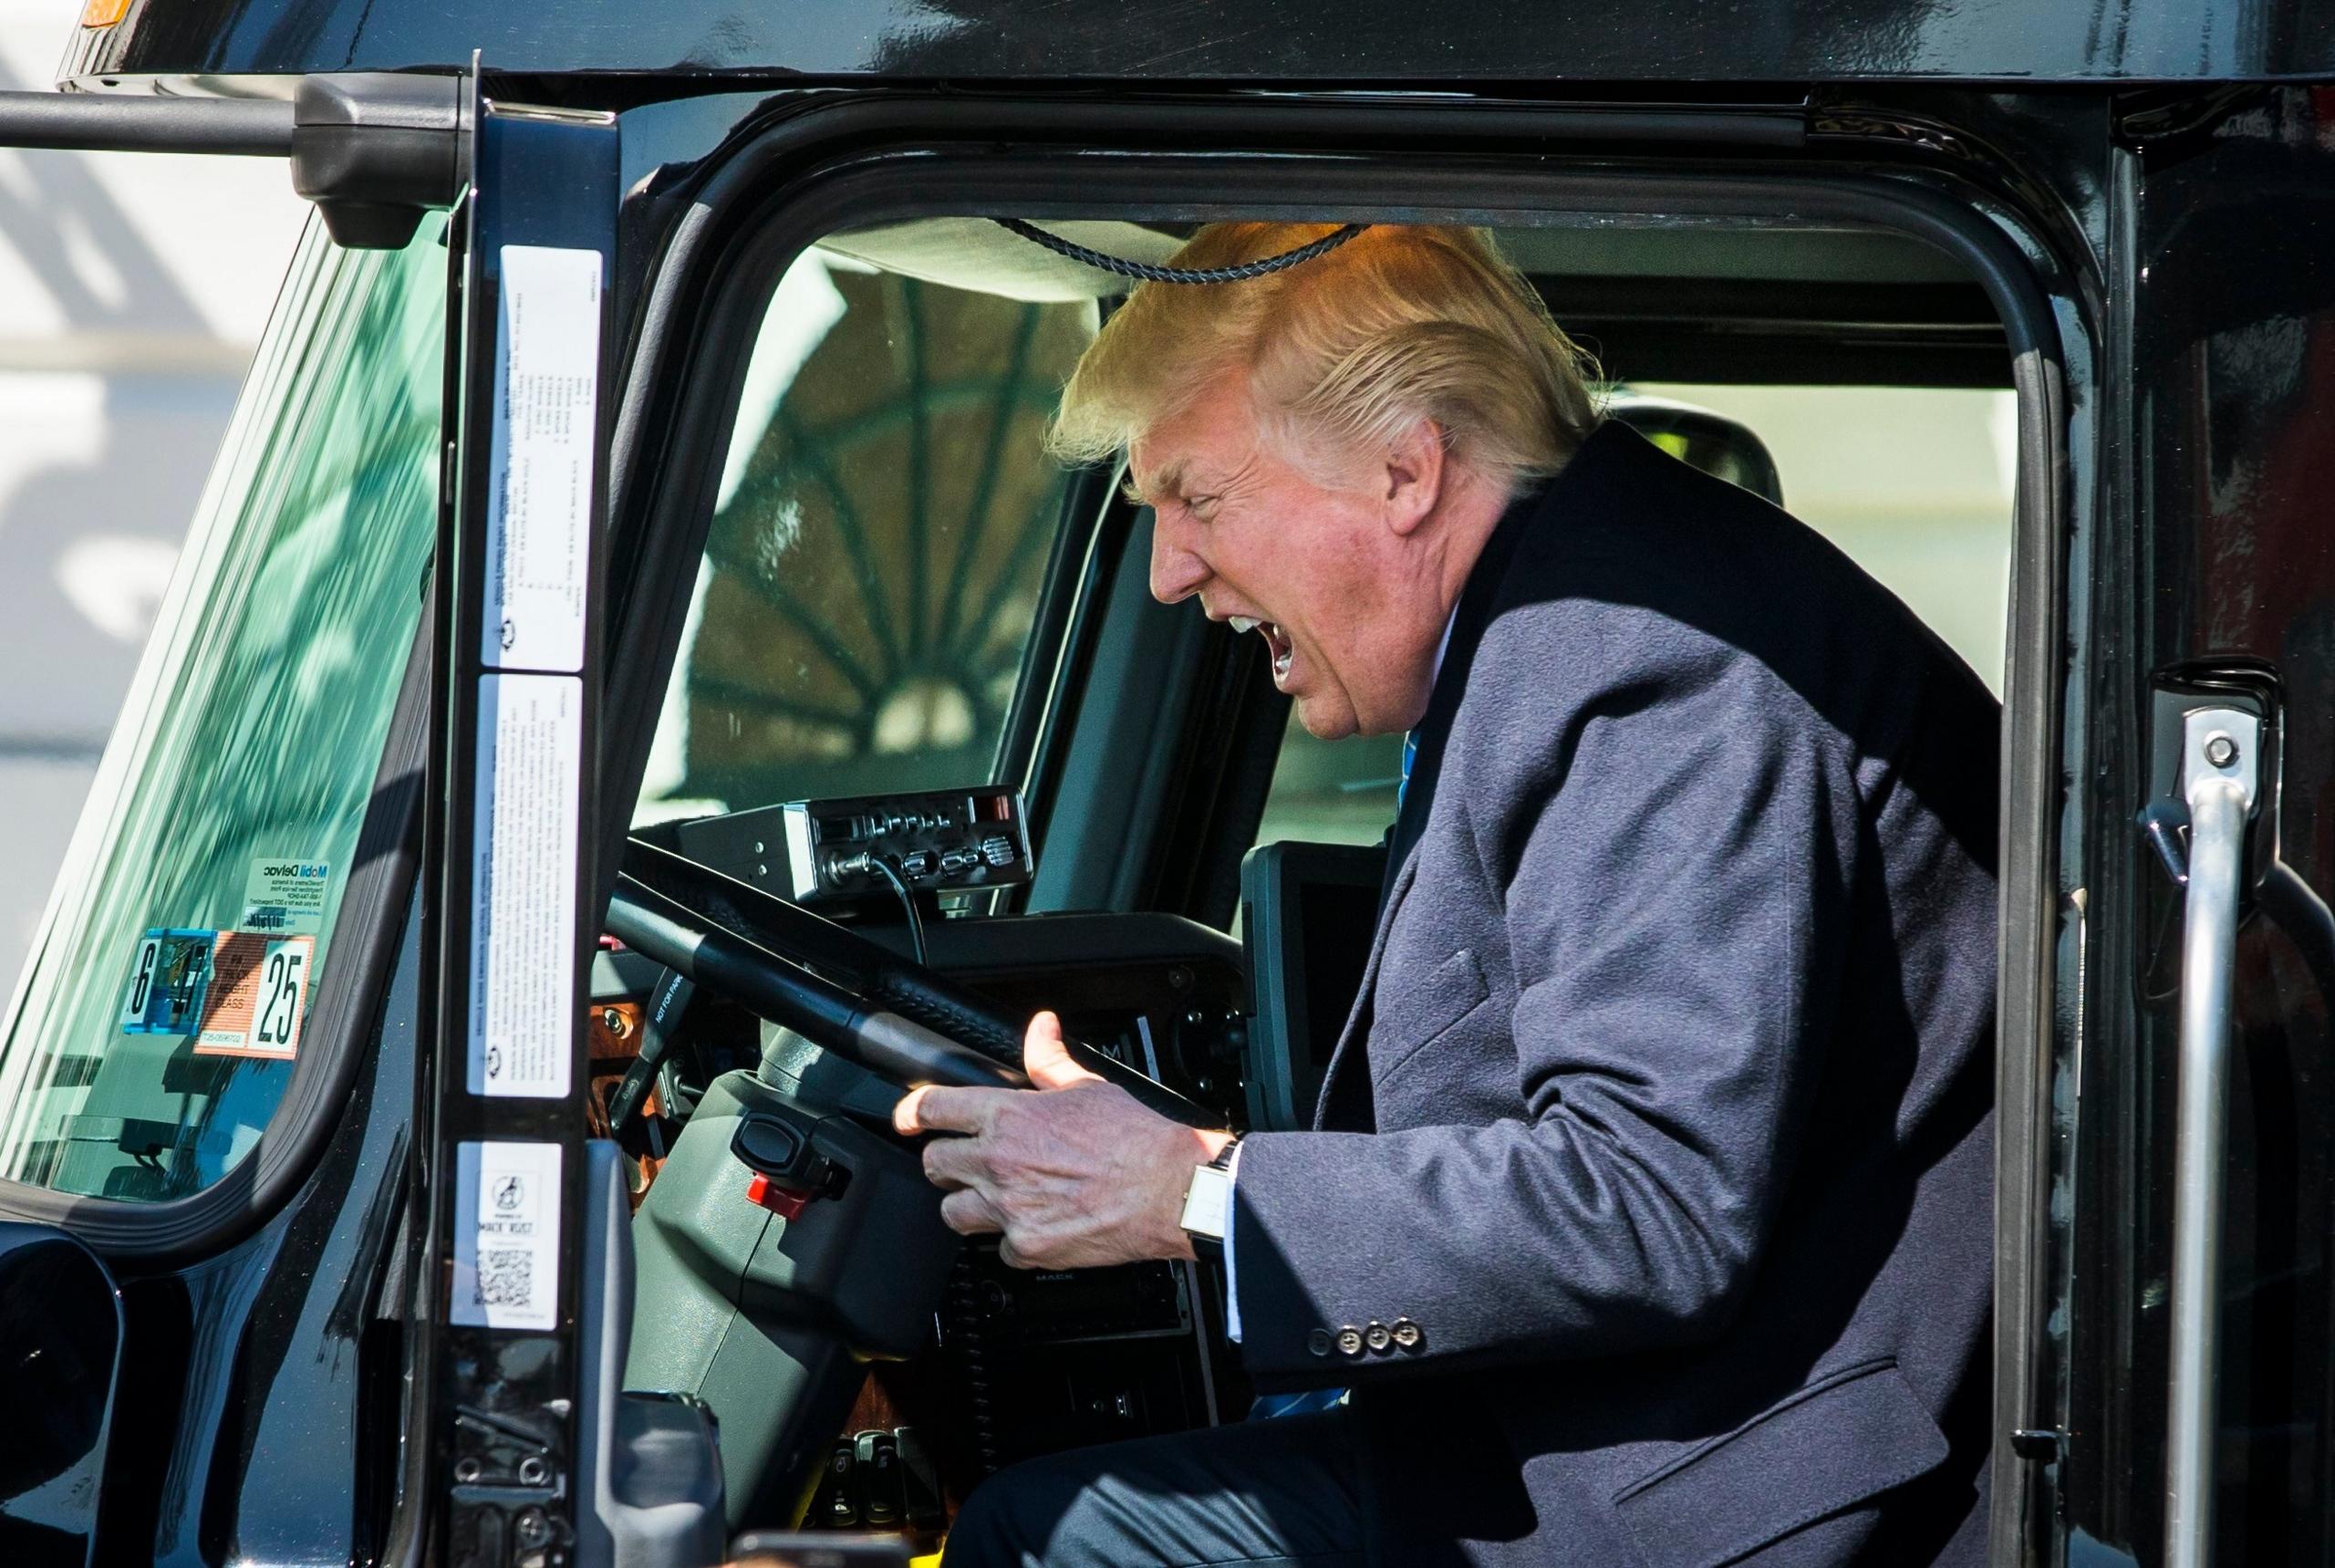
left=942, top=1413, right=1364, bottom=1567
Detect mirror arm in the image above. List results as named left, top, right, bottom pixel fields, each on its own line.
left=0, top=89, right=291, bottom=155
left=0, top=76, right=475, bottom=250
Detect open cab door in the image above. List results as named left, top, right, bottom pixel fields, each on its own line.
left=0, top=72, right=475, bottom=1568
left=0, top=67, right=718, bottom=1566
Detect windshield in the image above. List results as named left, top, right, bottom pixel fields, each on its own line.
left=634, top=248, right=1095, bottom=824
left=0, top=214, right=443, bottom=1202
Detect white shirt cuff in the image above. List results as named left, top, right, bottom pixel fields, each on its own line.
left=1221, top=1140, right=1243, bottom=1343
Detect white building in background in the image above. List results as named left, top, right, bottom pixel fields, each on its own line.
left=0, top=0, right=308, bottom=992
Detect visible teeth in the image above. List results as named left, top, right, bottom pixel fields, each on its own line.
left=1230, top=616, right=1261, bottom=635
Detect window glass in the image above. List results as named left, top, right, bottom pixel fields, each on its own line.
left=0, top=215, right=443, bottom=1202
left=1260, top=730, right=1407, bottom=851
left=635, top=254, right=1096, bottom=823
left=1252, top=385, right=2017, bottom=852
left=1630, top=383, right=2016, bottom=691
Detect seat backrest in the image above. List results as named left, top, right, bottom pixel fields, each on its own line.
left=1607, top=394, right=1786, bottom=506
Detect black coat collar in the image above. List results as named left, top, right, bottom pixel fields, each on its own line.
left=1378, top=419, right=1640, bottom=897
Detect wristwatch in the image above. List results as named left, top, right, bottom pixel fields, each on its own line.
left=1179, top=1135, right=1243, bottom=1255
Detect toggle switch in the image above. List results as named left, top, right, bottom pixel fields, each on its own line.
left=732, top=1112, right=849, bottom=1220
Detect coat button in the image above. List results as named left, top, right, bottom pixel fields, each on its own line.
left=1365, top=1321, right=1393, bottom=1354
left=1334, top=1325, right=1365, bottom=1357
left=1391, top=1317, right=1423, bottom=1351
left=1306, top=1328, right=1334, bottom=1357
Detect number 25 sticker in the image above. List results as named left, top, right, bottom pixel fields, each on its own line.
left=192, top=933, right=314, bottom=1060
left=254, top=941, right=307, bottom=1053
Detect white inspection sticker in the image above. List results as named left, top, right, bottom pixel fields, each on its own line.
left=451, top=1140, right=562, bottom=1331
left=469, top=672, right=582, bottom=1098
left=240, top=857, right=330, bottom=934
left=483, top=244, right=602, bottom=673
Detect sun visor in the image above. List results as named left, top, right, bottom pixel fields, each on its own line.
left=817, top=218, right=1183, bottom=302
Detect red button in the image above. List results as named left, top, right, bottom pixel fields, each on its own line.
left=745, top=1172, right=811, bottom=1219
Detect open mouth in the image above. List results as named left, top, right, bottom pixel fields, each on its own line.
left=1230, top=616, right=1295, bottom=686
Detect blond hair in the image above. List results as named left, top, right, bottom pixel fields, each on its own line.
left=1049, top=223, right=1601, bottom=493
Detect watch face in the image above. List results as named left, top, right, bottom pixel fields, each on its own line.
left=1181, top=1163, right=1234, bottom=1241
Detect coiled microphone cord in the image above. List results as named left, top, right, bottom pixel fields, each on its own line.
left=992, top=219, right=1366, bottom=285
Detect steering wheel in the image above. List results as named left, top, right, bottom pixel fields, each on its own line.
left=605, top=837, right=1216, bottom=1127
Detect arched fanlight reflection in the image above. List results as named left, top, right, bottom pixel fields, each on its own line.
left=670, top=267, right=1093, bottom=809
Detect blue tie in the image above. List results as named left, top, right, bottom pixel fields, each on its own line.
left=1396, top=730, right=1418, bottom=810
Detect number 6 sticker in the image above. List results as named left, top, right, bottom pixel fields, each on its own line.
left=192, top=933, right=314, bottom=1060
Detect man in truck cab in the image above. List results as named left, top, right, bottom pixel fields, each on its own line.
left=893, top=222, right=2000, bottom=1567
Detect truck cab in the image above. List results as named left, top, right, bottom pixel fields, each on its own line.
left=0, top=5, right=2330, bottom=1565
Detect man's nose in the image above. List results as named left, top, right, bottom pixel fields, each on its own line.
left=1148, top=517, right=1208, bottom=605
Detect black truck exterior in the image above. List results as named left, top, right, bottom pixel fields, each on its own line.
left=0, top=3, right=2330, bottom=1565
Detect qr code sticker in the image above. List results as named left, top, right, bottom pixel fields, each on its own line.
left=477, top=1248, right=534, bottom=1309
left=452, top=1140, right=558, bottom=1330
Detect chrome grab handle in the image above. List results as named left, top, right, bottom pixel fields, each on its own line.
left=2165, top=707, right=2260, bottom=1568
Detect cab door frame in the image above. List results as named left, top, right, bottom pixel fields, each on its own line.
left=407, top=80, right=621, bottom=1566
left=587, top=88, right=2086, bottom=1563
left=2057, top=88, right=2335, bottom=1567
left=0, top=75, right=2094, bottom=1565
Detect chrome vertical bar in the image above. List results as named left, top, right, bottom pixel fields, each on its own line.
left=2165, top=706, right=2259, bottom=1568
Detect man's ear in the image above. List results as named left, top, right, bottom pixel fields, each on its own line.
left=1381, top=417, right=1448, bottom=538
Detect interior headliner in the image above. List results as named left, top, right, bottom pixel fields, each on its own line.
left=819, top=217, right=2008, bottom=388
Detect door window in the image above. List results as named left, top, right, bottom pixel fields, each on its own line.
left=1252, top=383, right=2017, bottom=852
left=634, top=250, right=1095, bottom=823
left=0, top=214, right=443, bottom=1201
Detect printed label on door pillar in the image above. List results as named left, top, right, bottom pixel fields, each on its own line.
left=451, top=1140, right=561, bottom=1331
left=468, top=671, right=580, bottom=1098
left=483, top=244, right=601, bottom=673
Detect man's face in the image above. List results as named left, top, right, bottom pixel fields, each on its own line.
left=1132, top=371, right=1442, bottom=741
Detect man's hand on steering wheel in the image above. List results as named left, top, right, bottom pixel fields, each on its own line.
left=894, top=1012, right=1237, bottom=1271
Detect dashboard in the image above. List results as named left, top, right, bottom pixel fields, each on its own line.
left=597, top=788, right=1278, bottom=1536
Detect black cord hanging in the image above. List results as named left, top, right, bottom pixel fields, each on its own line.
left=991, top=219, right=1367, bottom=285
left=865, top=855, right=929, bottom=966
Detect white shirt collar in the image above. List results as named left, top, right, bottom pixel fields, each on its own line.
left=1427, top=604, right=1458, bottom=692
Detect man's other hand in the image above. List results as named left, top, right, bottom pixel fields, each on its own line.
left=892, top=1011, right=1234, bottom=1270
